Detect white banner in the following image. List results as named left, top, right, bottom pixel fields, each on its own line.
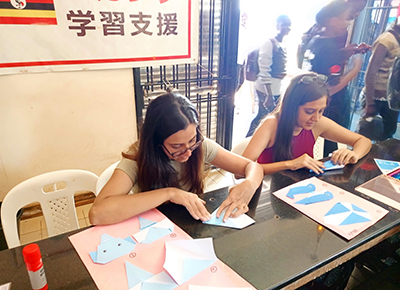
left=0, top=0, right=199, bottom=75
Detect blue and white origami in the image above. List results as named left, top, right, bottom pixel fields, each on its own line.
left=89, top=233, right=136, bottom=264
left=324, top=202, right=372, bottom=226
left=125, top=261, right=178, bottom=290
left=286, top=183, right=316, bottom=199
left=295, top=191, right=334, bottom=205
left=133, top=218, right=174, bottom=244
left=164, top=238, right=217, bottom=285
left=203, top=207, right=255, bottom=229
left=374, top=158, right=400, bottom=174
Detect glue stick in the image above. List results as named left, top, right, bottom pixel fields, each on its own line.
left=22, top=243, right=48, bottom=290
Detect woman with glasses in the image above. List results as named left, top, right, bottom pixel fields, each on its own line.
left=89, top=92, right=263, bottom=225
left=242, top=73, right=371, bottom=175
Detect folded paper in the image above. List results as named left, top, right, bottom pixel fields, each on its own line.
left=286, top=183, right=315, bottom=199
left=164, top=238, right=217, bottom=285
left=125, top=261, right=178, bottom=290
left=273, top=177, right=388, bottom=240
left=89, top=234, right=136, bottom=264
left=203, top=208, right=255, bottom=229
left=133, top=218, right=174, bottom=244
left=295, top=191, right=333, bottom=205
left=324, top=202, right=371, bottom=226
left=309, top=160, right=345, bottom=173
left=374, top=159, right=400, bottom=174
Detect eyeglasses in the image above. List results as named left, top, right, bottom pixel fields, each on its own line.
left=299, top=74, right=328, bottom=85
left=162, top=133, right=204, bottom=158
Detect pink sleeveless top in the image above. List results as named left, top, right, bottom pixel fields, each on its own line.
left=257, top=129, right=315, bottom=164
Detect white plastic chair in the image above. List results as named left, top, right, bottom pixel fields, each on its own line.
left=1, top=169, right=98, bottom=248
left=95, top=161, right=119, bottom=195
left=313, top=137, right=325, bottom=160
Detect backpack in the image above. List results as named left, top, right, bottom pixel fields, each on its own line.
left=244, top=48, right=259, bottom=82
left=297, top=24, right=322, bottom=69
left=387, top=29, right=400, bottom=111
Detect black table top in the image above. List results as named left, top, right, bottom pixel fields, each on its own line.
left=1, top=139, right=400, bottom=290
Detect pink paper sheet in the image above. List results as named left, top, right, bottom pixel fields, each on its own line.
left=69, top=209, right=255, bottom=290
left=272, top=177, right=389, bottom=240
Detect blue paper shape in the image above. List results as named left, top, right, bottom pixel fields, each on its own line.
left=352, top=204, right=367, bottom=212
left=89, top=234, right=136, bottom=264
left=125, top=261, right=177, bottom=290
left=340, top=212, right=371, bottom=225
left=295, top=191, right=333, bottom=205
left=126, top=261, right=153, bottom=287
left=325, top=202, right=349, bottom=215
left=139, top=217, right=157, bottom=230
left=202, top=208, right=255, bottom=229
left=182, top=258, right=215, bottom=283
left=324, top=202, right=372, bottom=226
left=374, top=159, right=400, bottom=171
left=309, top=160, right=345, bottom=174
left=286, top=183, right=316, bottom=199
left=143, top=228, right=173, bottom=244
left=133, top=218, right=174, bottom=244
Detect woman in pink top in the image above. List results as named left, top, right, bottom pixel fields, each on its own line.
left=242, top=73, right=371, bottom=174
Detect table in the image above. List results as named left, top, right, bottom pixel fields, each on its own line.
left=1, top=139, right=400, bottom=290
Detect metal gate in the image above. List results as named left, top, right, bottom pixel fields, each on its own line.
left=133, top=0, right=240, bottom=149
left=349, top=0, right=398, bottom=123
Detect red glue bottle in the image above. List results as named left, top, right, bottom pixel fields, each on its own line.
left=22, top=243, right=48, bottom=290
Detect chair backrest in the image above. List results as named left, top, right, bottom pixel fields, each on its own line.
left=313, top=137, right=325, bottom=160
left=95, top=161, right=119, bottom=195
left=1, top=169, right=98, bottom=248
left=231, top=137, right=252, bottom=155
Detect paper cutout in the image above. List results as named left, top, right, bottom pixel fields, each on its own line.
left=324, top=202, right=371, bottom=226
left=295, top=191, right=333, bottom=205
left=273, top=177, right=388, bottom=240
left=188, top=286, right=252, bottom=290
left=309, top=160, right=345, bottom=173
left=133, top=218, right=174, bottom=244
left=374, top=159, right=400, bottom=174
left=0, top=283, right=12, bottom=290
left=203, top=208, right=255, bottom=229
left=89, top=234, right=136, bottom=264
left=323, top=160, right=345, bottom=171
left=125, top=261, right=178, bottom=290
left=286, top=183, right=315, bottom=199
left=164, top=238, right=217, bottom=285
left=139, top=216, right=157, bottom=229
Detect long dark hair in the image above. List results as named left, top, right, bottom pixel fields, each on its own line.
left=123, top=92, right=204, bottom=194
left=273, top=73, right=329, bottom=162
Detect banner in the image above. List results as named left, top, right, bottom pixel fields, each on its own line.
left=0, top=0, right=198, bottom=75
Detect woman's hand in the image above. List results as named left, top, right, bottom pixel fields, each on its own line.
left=330, top=148, right=359, bottom=165
left=288, top=153, right=325, bottom=174
left=216, top=179, right=256, bottom=222
left=169, top=188, right=211, bottom=222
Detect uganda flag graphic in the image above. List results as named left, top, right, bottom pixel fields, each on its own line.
left=0, top=0, right=57, bottom=25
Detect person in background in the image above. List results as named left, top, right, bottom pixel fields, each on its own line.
left=297, top=0, right=367, bottom=68
left=246, top=15, right=291, bottom=137
left=361, top=20, right=400, bottom=140
left=302, top=0, right=369, bottom=157
left=242, top=73, right=371, bottom=175
left=89, top=92, right=263, bottom=225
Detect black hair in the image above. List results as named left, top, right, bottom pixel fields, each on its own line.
left=124, top=92, right=204, bottom=194
left=316, top=0, right=352, bottom=26
left=273, top=73, right=330, bottom=162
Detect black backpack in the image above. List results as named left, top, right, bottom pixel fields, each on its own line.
left=297, top=24, right=322, bottom=69
left=244, top=48, right=259, bottom=82
left=387, top=29, right=400, bottom=111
